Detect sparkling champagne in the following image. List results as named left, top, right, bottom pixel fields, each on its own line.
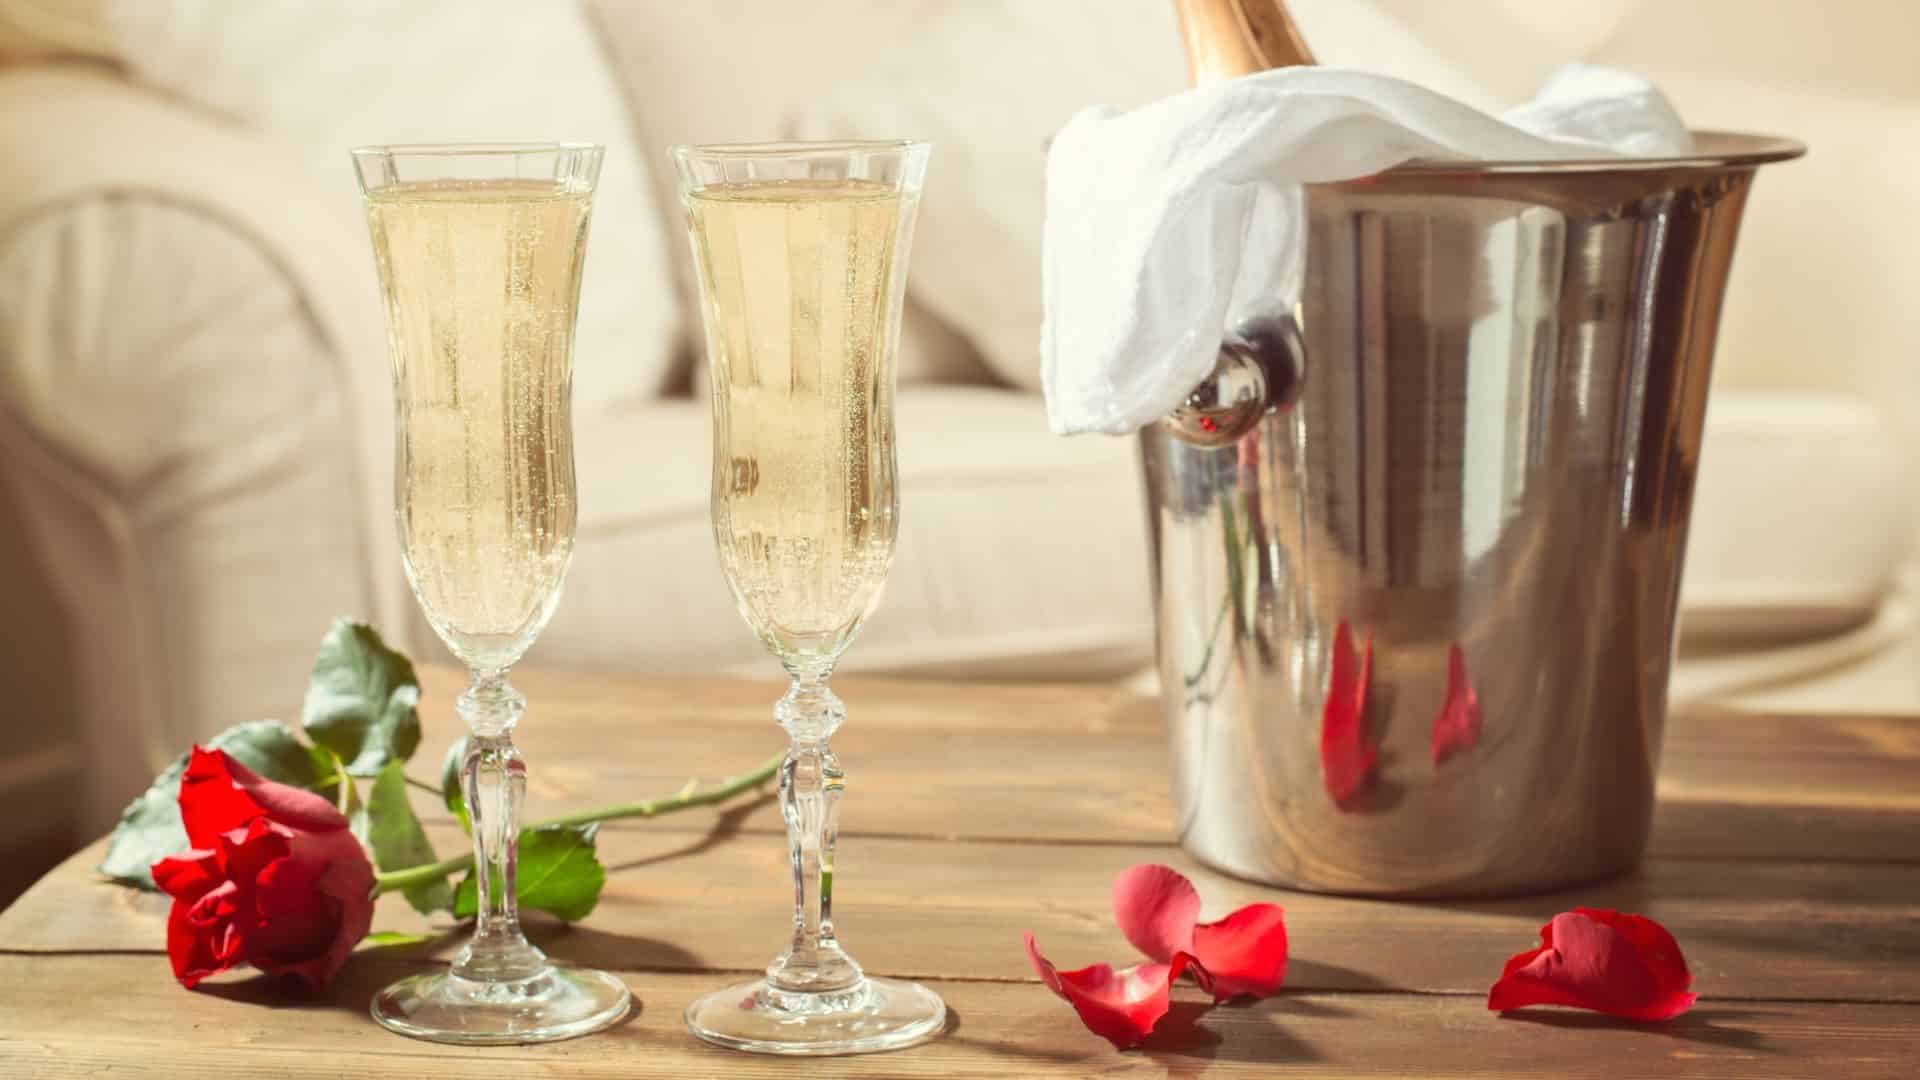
left=367, top=180, right=591, bottom=672
left=688, top=180, right=907, bottom=665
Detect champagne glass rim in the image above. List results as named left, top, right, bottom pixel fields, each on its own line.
left=352, top=141, right=603, bottom=158
left=669, top=138, right=929, bottom=160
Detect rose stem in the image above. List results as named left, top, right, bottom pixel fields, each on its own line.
left=372, top=750, right=784, bottom=896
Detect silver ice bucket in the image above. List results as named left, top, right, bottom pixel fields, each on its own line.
left=1142, top=133, right=1803, bottom=897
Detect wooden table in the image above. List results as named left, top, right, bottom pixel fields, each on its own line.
left=3, top=666, right=1918, bottom=1077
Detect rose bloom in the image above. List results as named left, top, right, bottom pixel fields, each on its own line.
left=151, top=748, right=375, bottom=989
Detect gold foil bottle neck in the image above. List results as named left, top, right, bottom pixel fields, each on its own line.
left=1173, top=0, right=1316, bottom=84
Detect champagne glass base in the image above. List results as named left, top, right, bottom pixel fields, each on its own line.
left=685, top=976, right=945, bottom=1056
left=372, top=966, right=631, bottom=1045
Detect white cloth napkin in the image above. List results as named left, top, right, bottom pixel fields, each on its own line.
left=1040, top=64, right=1692, bottom=436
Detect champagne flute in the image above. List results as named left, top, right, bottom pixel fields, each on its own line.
left=353, top=143, right=629, bottom=1044
left=673, top=140, right=940, bottom=1055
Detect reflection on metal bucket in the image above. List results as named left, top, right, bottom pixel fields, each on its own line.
left=1141, top=134, right=1802, bottom=897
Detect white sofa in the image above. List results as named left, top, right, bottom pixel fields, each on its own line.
left=0, top=0, right=1913, bottom=841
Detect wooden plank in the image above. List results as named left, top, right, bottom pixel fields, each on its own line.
left=1652, top=800, right=1920, bottom=863
left=0, top=953, right=1915, bottom=1080
left=1659, top=710, right=1920, bottom=810
left=11, top=830, right=1919, bottom=1005
left=401, top=669, right=1920, bottom=864
left=412, top=666, right=1173, bottom=845
left=422, top=665, right=1154, bottom=737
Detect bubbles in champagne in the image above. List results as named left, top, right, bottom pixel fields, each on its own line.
left=367, top=180, right=591, bottom=673
left=687, top=180, right=906, bottom=668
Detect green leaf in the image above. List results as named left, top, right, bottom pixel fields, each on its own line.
left=361, top=931, right=438, bottom=950
left=306, top=745, right=346, bottom=804
left=440, top=735, right=471, bottom=833
left=301, top=619, right=421, bottom=776
left=453, top=824, right=605, bottom=923
left=98, top=720, right=326, bottom=889
left=349, top=762, right=452, bottom=915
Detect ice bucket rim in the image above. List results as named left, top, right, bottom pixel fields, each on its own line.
left=1375, top=130, right=1804, bottom=178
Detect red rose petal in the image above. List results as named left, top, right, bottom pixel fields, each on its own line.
left=1488, top=909, right=1697, bottom=1021
left=1579, top=907, right=1691, bottom=994
left=1109, top=864, right=1290, bottom=1002
left=1025, top=932, right=1190, bottom=1049
left=1320, top=621, right=1377, bottom=804
left=1191, top=903, right=1289, bottom=1001
left=1112, top=864, right=1200, bottom=964
left=246, top=885, right=343, bottom=986
left=182, top=866, right=242, bottom=932
left=227, top=765, right=353, bottom=835
left=312, top=855, right=377, bottom=978
left=216, top=819, right=293, bottom=887
left=255, top=830, right=375, bottom=989
left=178, top=748, right=270, bottom=848
left=151, top=847, right=221, bottom=906
left=178, top=747, right=349, bottom=849
left=153, top=850, right=230, bottom=988
left=1431, top=643, right=1483, bottom=765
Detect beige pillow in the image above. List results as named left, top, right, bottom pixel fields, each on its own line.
left=790, top=0, right=1501, bottom=391
left=588, top=0, right=991, bottom=388
left=91, top=0, right=682, bottom=410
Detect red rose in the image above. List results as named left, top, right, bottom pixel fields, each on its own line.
left=151, top=747, right=375, bottom=989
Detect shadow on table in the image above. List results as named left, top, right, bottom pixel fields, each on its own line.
left=1412, top=859, right=1913, bottom=979
left=534, top=923, right=701, bottom=972
left=1143, top=997, right=1773, bottom=1070
left=1283, top=957, right=1390, bottom=994
left=947, top=1002, right=1092, bottom=1067
left=1138, top=960, right=1380, bottom=1070
left=1499, top=1005, right=1778, bottom=1053
left=199, top=926, right=689, bottom=1035
left=197, top=952, right=425, bottom=1014
left=1143, top=993, right=1343, bottom=1073
left=1415, top=845, right=1919, bottom=919
left=1062, top=967, right=1378, bottom=1072
left=604, top=794, right=776, bottom=876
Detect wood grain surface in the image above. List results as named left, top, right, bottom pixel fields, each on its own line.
left=2, top=666, right=1916, bottom=1077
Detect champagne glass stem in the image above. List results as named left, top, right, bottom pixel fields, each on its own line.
left=453, top=675, right=547, bottom=982
left=768, top=671, right=860, bottom=994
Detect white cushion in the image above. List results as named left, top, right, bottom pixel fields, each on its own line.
left=0, top=62, right=415, bottom=616
left=532, top=386, right=1153, bottom=679
left=94, top=0, right=682, bottom=410
left=1681, top=391, right=1908, bottom=643
left=0, top=189, right=374, bottom=828
left=1674, top=594, right=1917, bottom=713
